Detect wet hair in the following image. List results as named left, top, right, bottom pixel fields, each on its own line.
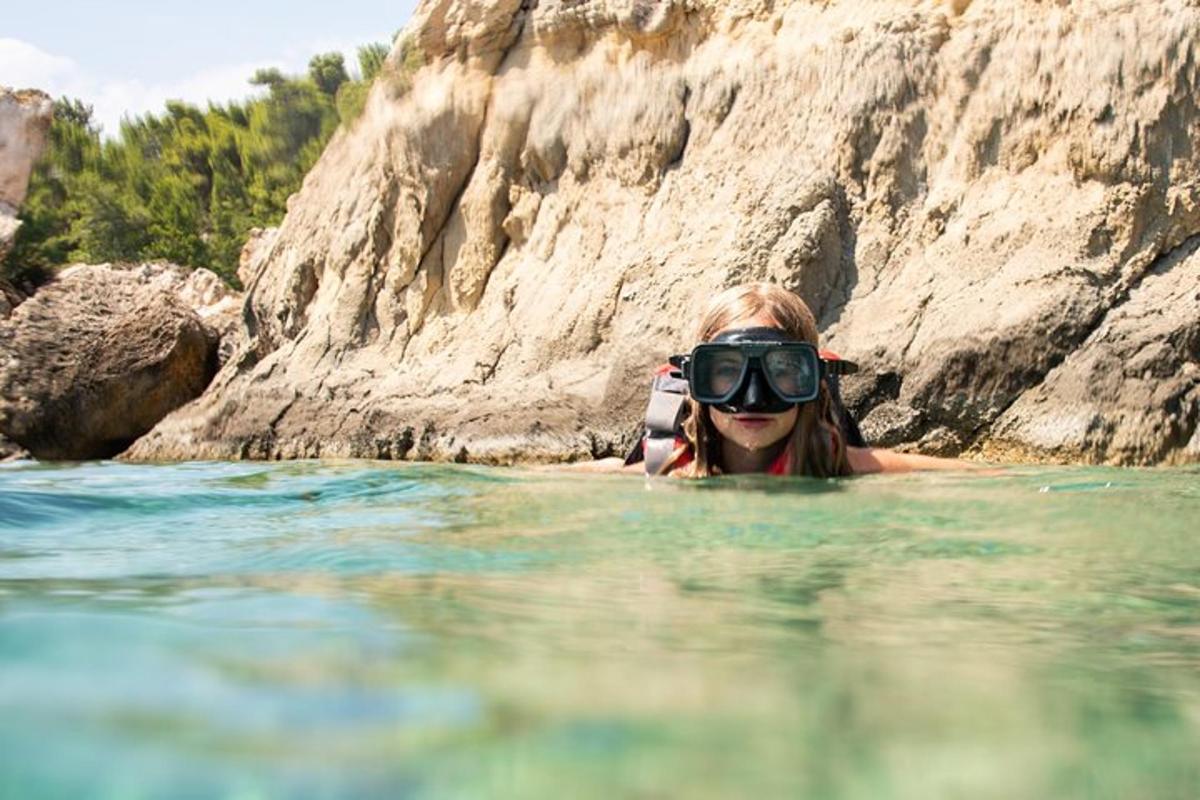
left=665, top=282, right=852, bottom=478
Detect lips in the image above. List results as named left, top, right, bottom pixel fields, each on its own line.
left=733, top=416, right=774, bottom=429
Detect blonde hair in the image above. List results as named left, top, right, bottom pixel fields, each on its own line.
left=665, top=283, right=852, bottom=478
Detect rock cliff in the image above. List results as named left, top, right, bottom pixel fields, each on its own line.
left=0, top=87, right=53, bottom=267
left=129, top=0, right=1200, bottom=466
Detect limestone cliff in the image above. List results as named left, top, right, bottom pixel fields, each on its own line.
left=0, top=88, right=53, bottom=269
left=129, top=0, right=1200, bottom=466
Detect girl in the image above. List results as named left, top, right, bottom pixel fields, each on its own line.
left=583, top=283, right=970, bottom=476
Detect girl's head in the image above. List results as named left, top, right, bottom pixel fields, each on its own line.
left=669, top=282, right=851, bottom=478
left=692, top=283, right=821, bottom=344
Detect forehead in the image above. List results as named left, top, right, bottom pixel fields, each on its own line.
left=716, top=313, right=780, bottom=335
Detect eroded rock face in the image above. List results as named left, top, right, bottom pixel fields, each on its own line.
left=0, top=281, right=21, bottom=320
left=0, top=87, right=53, bottom=264
left=986, top=238, right=1200, bottom=465
left=129, top=0, right=1200, bottom=465
left=59, top=262, right=245, bottom=368
left=0, top=264, right=235, bottom=459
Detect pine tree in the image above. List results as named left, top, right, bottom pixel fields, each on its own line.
left=1, top=46, right=379, bottom=289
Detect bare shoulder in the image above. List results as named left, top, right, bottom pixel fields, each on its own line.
left=846, top=446, right=982, bottom=474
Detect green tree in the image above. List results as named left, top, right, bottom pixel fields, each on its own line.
left=3, top=41, right=371, bottom=289
left=67, top=173, right=152, bottom=263
left=249, top=68, right=285, bottom=88
left=4, top=99, right=101, bottom=285
left=357, top=42, right=390, bottom=82
left=145, top=174, right=208, bottom=266
left=335, top=81, right=371, bottom=126
left=53, top=98, right=95, bottom=131
left=308, top=52, right=349, bottom=96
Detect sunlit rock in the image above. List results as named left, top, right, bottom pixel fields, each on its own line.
left=0, top=87, right=53, bottom=284
left=127, top=0, right=1200, bottom=465
left=0, top=264, right=239, bottom=459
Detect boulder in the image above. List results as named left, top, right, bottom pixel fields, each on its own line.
left=0, top=264, right=228, bottom=459
left=0, top=87, right=53, bottom=263
left=128, top=0, right=1200, bottom=465
left=57, top=262, right=245, bottom=368
left=0, top=433, right=27, bottom=461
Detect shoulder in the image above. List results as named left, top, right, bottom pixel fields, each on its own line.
left=847, top=446, right=979, bottom=474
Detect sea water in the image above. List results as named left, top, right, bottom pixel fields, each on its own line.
left=0, top=460, right=1197, bottom=799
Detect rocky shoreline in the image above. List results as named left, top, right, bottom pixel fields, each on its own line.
left=4, top=1, right=1199, bottom=466
left=0, top=87, right=246, bottom=462
left=0, top=262, right=241, bottom=460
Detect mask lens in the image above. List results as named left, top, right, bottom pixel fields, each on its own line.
left=693, top=347, right=746, bottom=401
left=764, top=346, right=818, bottom=401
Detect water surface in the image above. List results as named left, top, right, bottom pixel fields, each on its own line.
left=1, top=461, right=1198, bottom=798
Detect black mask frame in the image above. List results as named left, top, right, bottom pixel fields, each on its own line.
left=670, top=327, right=825, bottom=414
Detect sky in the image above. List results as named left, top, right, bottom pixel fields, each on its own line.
left=2, top=0, right=419, bottom=135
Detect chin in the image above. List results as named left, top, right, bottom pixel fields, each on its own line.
left=734, top=432, right=789, bottom=451
left=710, top=409, right=795, bottom=450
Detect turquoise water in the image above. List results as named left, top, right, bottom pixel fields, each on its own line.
left=1, top=461, right=1198, bottom=799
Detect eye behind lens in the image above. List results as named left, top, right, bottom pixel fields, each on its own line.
left=692, top=345, right=749, bottom=402
left=763, top=345, right=818, bottom=401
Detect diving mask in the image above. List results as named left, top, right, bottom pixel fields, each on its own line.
left=671, top=327, right=823, bottom=414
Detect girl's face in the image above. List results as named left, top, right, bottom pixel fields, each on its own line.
left=706, top=314, right=800, bottom=452
left=710, top=402, right=798, bottom=452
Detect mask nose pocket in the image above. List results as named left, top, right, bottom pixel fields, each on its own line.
left=741, top=370, right=768, bottom=411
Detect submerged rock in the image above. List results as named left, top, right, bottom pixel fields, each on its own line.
left=129, top=0, right=1200, bottom=465
left=0, top=264, right=238, bottom=459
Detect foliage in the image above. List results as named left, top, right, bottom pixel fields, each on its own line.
left=335, top=81, right=371, bottom=127
left=2, top=41, right=392, bottom=289
left=308, top=52, right=349, bottom=97
left=249, top=68, right=286, bottom=88
left=357, top=43, right=390, bottom=83
left=396, top=35, right=425, bottom=74
left=367, top=35, right=425, bottom=101
left=390, top=35, right=426, bottom=92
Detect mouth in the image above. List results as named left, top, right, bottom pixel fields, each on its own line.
left=733, top=416, right=774, bottom=428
